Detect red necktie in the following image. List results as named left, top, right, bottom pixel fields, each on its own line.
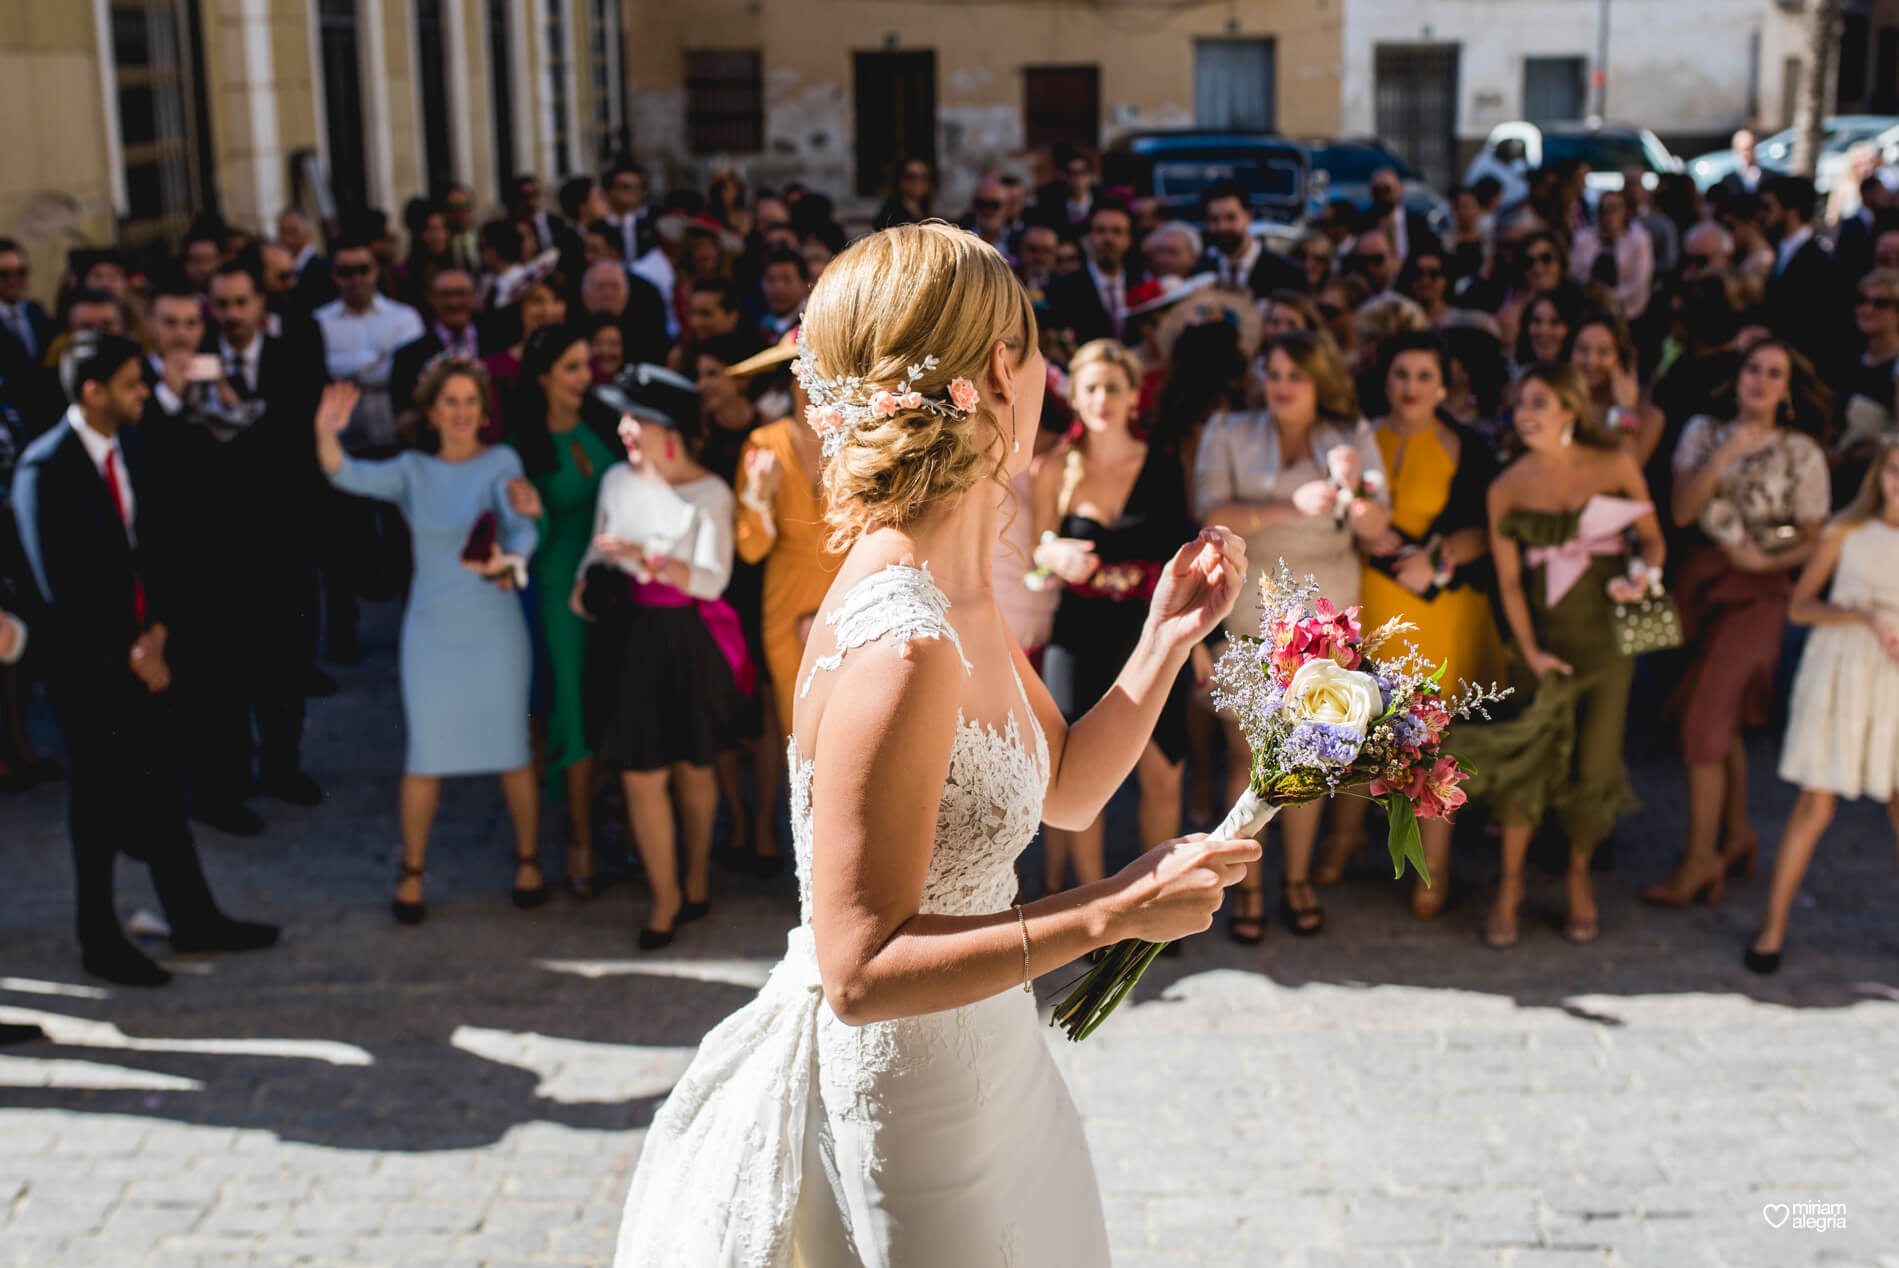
left=102, top=448, right=147, bottom=625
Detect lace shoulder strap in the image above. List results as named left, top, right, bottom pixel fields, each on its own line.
left=799, top=562, right=973, bottom=699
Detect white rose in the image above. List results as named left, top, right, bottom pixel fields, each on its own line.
left=1284, top=659, right=1383, bottom=739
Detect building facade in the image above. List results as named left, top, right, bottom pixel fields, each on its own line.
left=0, top=0, right=627, bottom=302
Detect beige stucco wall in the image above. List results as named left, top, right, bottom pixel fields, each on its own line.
left=0, top=5, right=119, bottom=303
left=622, top=0, right=1345, bottom=211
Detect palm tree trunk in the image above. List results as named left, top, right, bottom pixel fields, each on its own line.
left=1792, top=0, right=1844, bottom=177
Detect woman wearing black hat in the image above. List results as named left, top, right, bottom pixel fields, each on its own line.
left=575, top=363, right=750, bottom=949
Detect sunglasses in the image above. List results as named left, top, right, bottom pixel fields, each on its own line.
left=1684, top=253, right=1712, bottom=269
left=1859, top=294, right=1895, bottom=309
left=335, top=263, right=373, bottom=278
left=1413, top=266, right=1444, bottom=279
left=0, top=268, right=23, bottom=281
left=1301, top=251, right=1332, bottom=265
left=973, top=198, right=1002, bottom=212
left=1526, top=251, right=1558, bottom=266
left=1318, top=302, right=1343, bottom=320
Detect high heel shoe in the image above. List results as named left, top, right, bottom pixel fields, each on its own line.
left=637, top=925, right=675, bottom=951
left=512, top=857, right=550, bottom=910
left=678, top=898, right=711, bottom=925
left=564, top=846, right=598, bottom=900
left=1722, top=832, right=1761, bottom=880
left=1743, top=931, right=1783, bottom=975
left=1641, top=858, right=1726, bottom=908
left=392, top=863, right=426, bottom=926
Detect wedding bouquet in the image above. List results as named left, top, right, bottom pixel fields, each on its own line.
left=1049, top=563, right=1507, bottom=1041
left=1326, top=445, right=1384, bottom=527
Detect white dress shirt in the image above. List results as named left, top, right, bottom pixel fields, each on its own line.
left=221, top=332, right=263, bottom=396
left=314, top=294, right=426, bottom=450
left=67, top=404, right=134, bottom=540
left=1215, top=238, right=1263, bottom=289
left=433, top=321, right=479, bottom=360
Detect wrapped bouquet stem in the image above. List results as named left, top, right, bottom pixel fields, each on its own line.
left=1050, top=563, right=1507, bottom=1042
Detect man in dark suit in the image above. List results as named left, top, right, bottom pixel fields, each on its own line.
left=146, top=265, right=326, bottom=834
left=578, top=259, right=671, bottom=366
left=276, top=208, right=337, bottom=315
left=1762, top=175, right=1843, bottom=375
left=508, top=173, right=568, bottom=254
left=11, top=335, right=278, bottom=986
left=391, top=267, right=481, bottom=415
left=1199, top=181, right=1304, bottom=298
left=0, top=238, right=53, bottom=368
left=1029, top=144, right=1098, bottom=241
left=1365, top=166, right=1442, bottom=265
left=1043, top=201, right=1146, bottom=348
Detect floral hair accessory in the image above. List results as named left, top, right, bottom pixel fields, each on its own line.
left=791, top=348, right=980, bottom=458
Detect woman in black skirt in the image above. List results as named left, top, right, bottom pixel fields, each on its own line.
left=1032, top=339, right=1203, bottom=892
left=576, top=364, right=751, bottom=949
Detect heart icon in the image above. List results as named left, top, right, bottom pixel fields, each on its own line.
left=1762, top=1203, right=1791, bottom=1229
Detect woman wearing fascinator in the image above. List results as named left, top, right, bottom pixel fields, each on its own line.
left=574, top=363, right=750, bottom=950
left=613, top=223, right=1257, bottom=1266
left=313, top=359, right=543, bottom=924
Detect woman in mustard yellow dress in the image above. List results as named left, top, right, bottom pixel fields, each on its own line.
left=732, top=347, right=844, bottom=872
left=1320, top=331, right=1503, bottom=913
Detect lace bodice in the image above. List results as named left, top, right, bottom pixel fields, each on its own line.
left=788, top=563, right=1050, bottom=920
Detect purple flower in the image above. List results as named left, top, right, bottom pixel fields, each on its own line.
left=1390, top=712, right=1429, bottom=752
left=1375, top=670, right=1403, bottom=710
left=1283, top=721, right=1364, bottom=770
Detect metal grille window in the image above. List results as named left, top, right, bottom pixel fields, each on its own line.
left=545, top=0, right=573, bottom=176
left=1374, top=44, right=1460, bottom=193
left=415, top=0, right=453, bottom=194
left=587, top=0, right=628, bottom=163
left=110, top=0, right=214, bottom=248
left=488, top=0, right=517, bottom=185
left=687, top=50, right=764, bottom=155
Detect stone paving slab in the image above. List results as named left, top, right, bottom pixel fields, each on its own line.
left=2, top=601, right=1896, bottom=1265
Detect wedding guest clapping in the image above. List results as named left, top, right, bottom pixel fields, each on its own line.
left=1747, top=442, right=1899, bottom=973
left=314, top=363, right=544, bottom=924
left=574, top=365, right=747, bottom=950
left=1193, top=330, right=1388, bottom=940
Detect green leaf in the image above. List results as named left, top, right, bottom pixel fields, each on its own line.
left=1383, top=793, right=1431, bottom=886
left=1428, top=659, right=1448, bottom=687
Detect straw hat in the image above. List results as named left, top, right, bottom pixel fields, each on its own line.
left=725, top=327, right=800, bottom=378
left=1151, top=281, right=1264, bottom=361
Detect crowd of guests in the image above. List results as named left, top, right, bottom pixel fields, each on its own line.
left=1, top=141, right=1896, bottom=992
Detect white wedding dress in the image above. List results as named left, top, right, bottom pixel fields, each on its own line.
left=615, top=564, right=1111, bottom=1267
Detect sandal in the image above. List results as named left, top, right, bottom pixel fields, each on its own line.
left=1278, top=880, right=1325, bottom=937
left=1227, top=886, right=1266, bottom=945
left=392, top=863, right=426, bottom=926
left=1312, top=830, right=1365, bottom=887
left=565, top=845, right=598, bottom=900
left=1483, top=907, right=1519, bottom=949
left=1411, top=881, right=1448, bottom=920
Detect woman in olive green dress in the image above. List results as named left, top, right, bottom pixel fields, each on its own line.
left=1463, top=362, right=1664, bottom=948
left=507, top=324, right=618, bottom=894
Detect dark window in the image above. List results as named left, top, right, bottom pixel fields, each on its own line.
left=545, top=0, right=572, bottom=176
left=319, top=0, right=369, bottom=213
left=112, top=0, right=214, bottom=248
left=1522, top=56, right=1587, bottom=123
left=1876, top=27, right=1899, bottom=114
left=588, top=0, right=628, bottom=163
left=1840, top=12, right=1871, bottom=106
left=1023, top=66, right=1099, bottom=153
left=488, top=0, right=516, bottom=189
left=854, top=50, right=935, bottom=197
left=687, top=49, right=764, bottom=155
left=1194, top=39, right=1274, bottom=131
left=415, top=0, right=453, bottom=194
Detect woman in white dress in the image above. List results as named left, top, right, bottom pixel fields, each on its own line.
left=1747, top=441, right=1899, bottom=973
left=615, top=223, right=1259, bottom=1266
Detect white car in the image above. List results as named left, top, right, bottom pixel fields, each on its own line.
left=1465, top=120, right=1683, bottom=207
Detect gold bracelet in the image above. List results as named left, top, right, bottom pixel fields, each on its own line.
left=1015, top=904, right=1032, bottom=993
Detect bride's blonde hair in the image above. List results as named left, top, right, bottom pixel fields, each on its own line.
left=799, top=221, right=1038, bottom=551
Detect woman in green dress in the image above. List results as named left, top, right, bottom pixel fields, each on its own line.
left=506, top=324, right=618, bottom=895
left=1463, top=361, right=1664, bottom=948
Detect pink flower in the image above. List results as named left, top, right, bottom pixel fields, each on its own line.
left=900, top=391, right=924, bottom=410
left=1264, top=600, right=1363, bottom=681
left=948, top=378, right=980, bottom=412
left=805, top=404, right=844, bottom=433
left=869, top=391, right=899, bottom=418
left=1372, top=756, right=1469, bottom=819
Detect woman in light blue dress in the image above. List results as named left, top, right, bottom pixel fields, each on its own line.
left=313, top=359, right=543, bottom=925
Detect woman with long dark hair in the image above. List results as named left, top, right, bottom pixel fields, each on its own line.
left=1647, top=337, right=1832, bottom=907
left=507, top=324, right=617, bottom=895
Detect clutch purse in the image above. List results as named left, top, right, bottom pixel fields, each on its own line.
left=1610, top=589, right=1684, bottom=656
left=461, top=511, right=497, bottom=564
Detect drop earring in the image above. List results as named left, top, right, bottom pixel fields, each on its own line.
left=1012, top=403, right=1020, bottom=453
left=665, top=435, right=677, bottom=461
left=1561, top=422, right=1575, bottom=447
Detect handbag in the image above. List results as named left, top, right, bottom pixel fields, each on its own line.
left=1610, top=588, right=1684, bottom=656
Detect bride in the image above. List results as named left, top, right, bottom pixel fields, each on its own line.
left=615, top=222, right=1259, bottom=1266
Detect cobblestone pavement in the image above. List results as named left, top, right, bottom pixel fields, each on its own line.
left=2, top=601, right=1897, bottom=1267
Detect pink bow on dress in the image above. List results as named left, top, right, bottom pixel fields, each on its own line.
left=1523, top=495, right=1651, bottom=606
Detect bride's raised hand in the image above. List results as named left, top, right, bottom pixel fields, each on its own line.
left=1104, top=833, right=1261, bottom=944
left=1145, top=527, right=1246, bottom=651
